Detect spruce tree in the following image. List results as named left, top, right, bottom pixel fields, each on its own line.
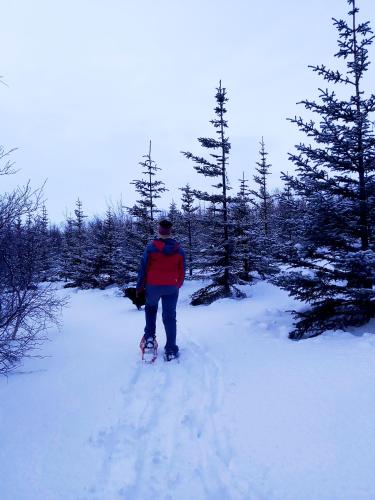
left=127, top=141, right=167, bottom=283
left=62, top=199, right=95, bottom=288
left=48, top=223, right=64, bottom=280
left=111, top=208, right=133, bottom=286
left=129, top=140, right=167, bottom=244
left=182, top=81, right=245, bottom=304
left=273, top=176, right=305, bottom=260
left=91, top=208, right=118, bottom=288
left=249, top=138, right=277, bottom=277
left=179, top=184, right=199, bottom=278
left=231, top=173, right=255, bottom=282
left=250, top=137, right=273, bottom=241
left=35, top=205, right=52, bottom=281
left=168, top=200, right=183, bottom=238
left=276, top=0, right=375, bottom=339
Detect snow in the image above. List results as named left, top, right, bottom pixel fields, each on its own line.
left=1, top=280, right=375, bottom=500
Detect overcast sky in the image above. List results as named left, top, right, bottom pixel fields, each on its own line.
left=1, top=0, right=375, bottom=222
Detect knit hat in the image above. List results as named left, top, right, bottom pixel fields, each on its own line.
left=158, top=219, right=173, bottom=236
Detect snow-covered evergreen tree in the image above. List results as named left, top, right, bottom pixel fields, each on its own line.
left=250, top=137, right=274, bottom=241
left=127, top=141, right=167, bottom=283
left=120, top=217, right=141, bottom=285
left=273, top=176, right=305, bottom=260
left=179, top=184, right=199, bottom=278
left=231, top=173, right=255, bottom=282
left=182, top=81, right=245, bottom=305
left=34, top=205, right=53, bottom=281
left=62, top=199, right=95, bottom=288
left=249, top=138, right=278, bottom=277
left=112, top=208, right=133, bottom=286
left=167, top=200, right=183, bottom=239
left=191, top=202, right=222, bottom=282
left=129, top=140, right=167, bottom=243
left=48, top=223, right=64, bottom=280
left=90, top=208, right=118, bottom=288
left=275, top=0, right=375, bottom=339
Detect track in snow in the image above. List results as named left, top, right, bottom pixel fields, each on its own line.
left=87, top=340, right=253, bottom=500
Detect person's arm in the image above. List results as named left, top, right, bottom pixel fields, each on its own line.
left=177, top=247, right=186, bottom=288
left=136, top=248, right=149, bottom=294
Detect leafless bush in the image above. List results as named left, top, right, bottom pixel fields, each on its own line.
left=0, top=147, right=66, bottom=374
left=0, top=279, right=65, bottom=374
left=0, top=181, right=43, bottom=231
left=0, top=145, right=18, bottom=178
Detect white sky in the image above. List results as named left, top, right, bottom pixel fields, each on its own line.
left=1, top=0, right=375, bottom=222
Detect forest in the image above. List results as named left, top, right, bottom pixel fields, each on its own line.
left=1, top=0, right=374, bottom=374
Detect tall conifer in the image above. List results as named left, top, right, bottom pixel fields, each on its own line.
left=276, top=0, right=375, bottom=339
left=182, top=81, right=245, bottom=304
left=129, top=140, right=167, bottom=244
left=179, top=184, right=199, bottom=278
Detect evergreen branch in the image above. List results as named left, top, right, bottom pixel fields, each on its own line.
left=192, top=190, right=228, bottom=204
left=210, top=118, right=228, bottom=128
left=198, top=138, right=222, bottom=149
left=288, top=116, right=321, bottom=138
left=292, top=143, right=353, bottom=172
left=309, top=64, right=355, bottom=85
left=181, top=151, right=221, bottom=176
left=297, top=90, right=357, bottom=122
left=198, top=137, right=231, bottom=153
left=362, top=94, right=375, bottom=113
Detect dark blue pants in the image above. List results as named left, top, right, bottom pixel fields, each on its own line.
left=144, top=285, right=179, bottom=353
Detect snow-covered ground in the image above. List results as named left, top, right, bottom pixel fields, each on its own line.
left=1, top=280, right=375, bottom=500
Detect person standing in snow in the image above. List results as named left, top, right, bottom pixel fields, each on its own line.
left=137, top=219, right=186, bottom=360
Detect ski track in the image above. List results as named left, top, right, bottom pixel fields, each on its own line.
left=86, top=339, right=253, bottom=500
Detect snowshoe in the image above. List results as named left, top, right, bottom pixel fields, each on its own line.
left=140, top=335, right=158, bottom=364
left=163, top=350, right=180, bottom=362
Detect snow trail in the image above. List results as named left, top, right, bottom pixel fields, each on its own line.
left=89, top=339, right=249, bottom=499
left=1, top=281, right=375, bottom=500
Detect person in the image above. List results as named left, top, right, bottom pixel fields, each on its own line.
left=136, top=219, right=186, bottom=360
